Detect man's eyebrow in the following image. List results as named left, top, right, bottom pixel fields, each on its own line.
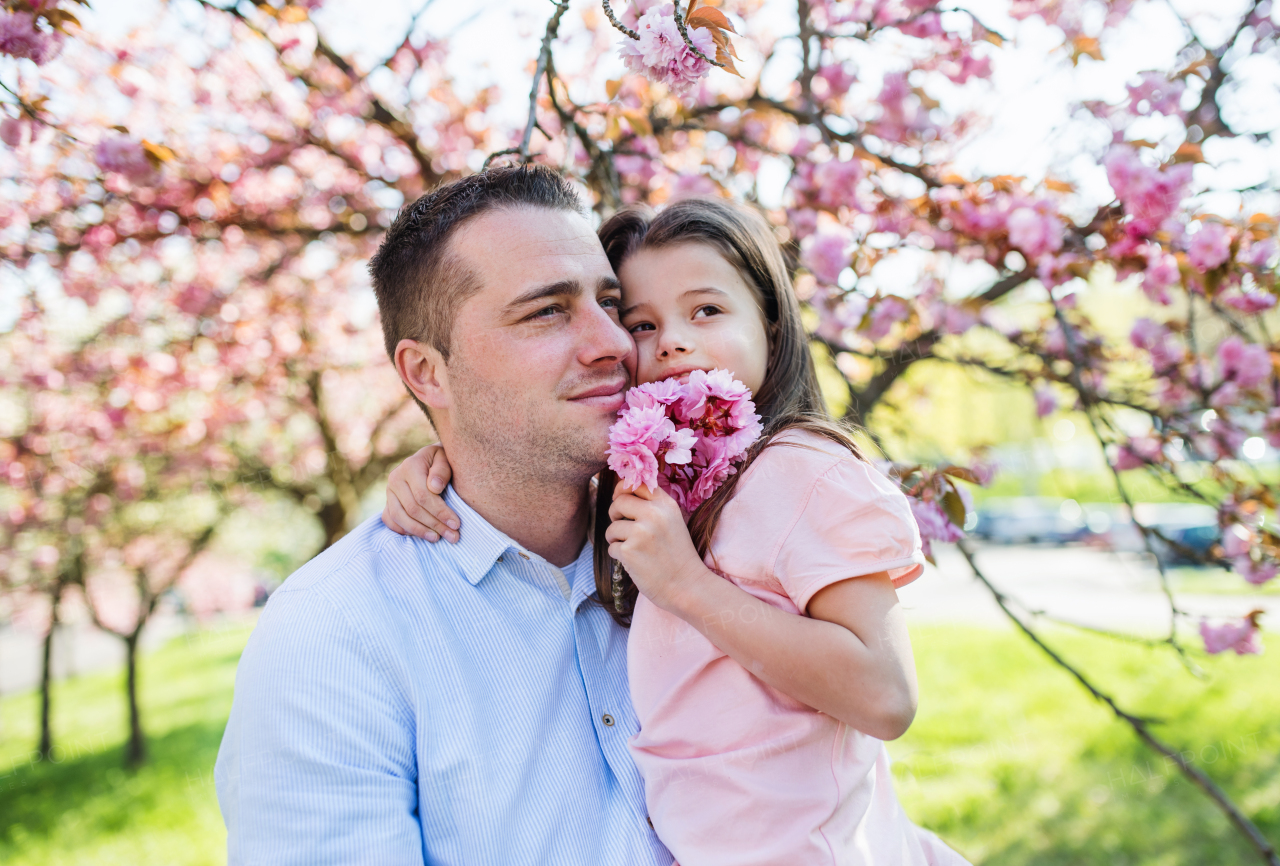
left=502, top=279, right=582, bottom=316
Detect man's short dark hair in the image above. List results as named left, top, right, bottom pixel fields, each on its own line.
left=368, top=164, right=587, bottom=371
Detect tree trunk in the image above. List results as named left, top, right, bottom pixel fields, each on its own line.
left=123, top=632, right=146, bottom=768
left=37, top=583, right=61, bottom=759
left=318, top=498, right=349, bottom=549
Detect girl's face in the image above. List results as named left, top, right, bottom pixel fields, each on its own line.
left=618, top=242, right=770, bottom=394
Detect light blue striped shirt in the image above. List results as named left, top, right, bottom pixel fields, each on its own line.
left=215, top=487, right=672, bottom=865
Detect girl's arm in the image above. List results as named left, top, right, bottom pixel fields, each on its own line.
left=607, top=484, right=918, bottom=741
left=382, top=445, right=461, bottom=543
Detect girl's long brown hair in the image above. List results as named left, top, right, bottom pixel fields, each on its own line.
left=594, top=197, right=865, bottom=626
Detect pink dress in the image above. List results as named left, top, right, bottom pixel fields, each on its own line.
left=627, top=430, right=970, bottom=866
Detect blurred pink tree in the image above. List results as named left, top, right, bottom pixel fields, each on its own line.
left=1, top=0, right=1278, bottom=855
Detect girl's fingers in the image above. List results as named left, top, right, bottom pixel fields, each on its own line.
left=424, top=445, right=454, bottom=496
left=612, top=481, right=656, bottom=501
left=405, top=463, right=459, bottom=542
left=383, top=495, right=441, bottom=542
left=604, top=520, right=632, bottom=545
left=608, top=493, right=646, bottom=523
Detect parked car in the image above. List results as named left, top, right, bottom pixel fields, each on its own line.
left=970, top=498, right=1091, bottom=545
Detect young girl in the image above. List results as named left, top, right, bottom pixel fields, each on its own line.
left=384, top=198, right=968, bottom=865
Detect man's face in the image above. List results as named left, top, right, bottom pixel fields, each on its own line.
left=440, top=206, right=634, bottom=482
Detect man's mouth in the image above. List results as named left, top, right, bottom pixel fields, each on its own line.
left=568, top=378, right=629, bottom=410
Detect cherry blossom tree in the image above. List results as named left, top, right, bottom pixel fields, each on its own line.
left=2, top=0, right=1278, bottom=855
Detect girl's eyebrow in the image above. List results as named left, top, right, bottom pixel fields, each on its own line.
left=623, top=286, right=729, bottom=318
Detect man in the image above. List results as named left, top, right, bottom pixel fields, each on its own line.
left=215, top=165, right=671, bottom=865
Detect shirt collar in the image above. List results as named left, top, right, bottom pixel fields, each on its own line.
left=441, top=486, right=522, bottom=587
left=441, top=487, right=601, bottom=610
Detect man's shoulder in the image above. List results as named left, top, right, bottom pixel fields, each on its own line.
left=276, top=514, right=446, bottom=596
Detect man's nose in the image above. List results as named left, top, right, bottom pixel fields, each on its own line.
left=578, top=299, right=633, bottom=366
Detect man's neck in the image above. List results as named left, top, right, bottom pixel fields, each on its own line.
left=449, top=456, right=593, bottom=568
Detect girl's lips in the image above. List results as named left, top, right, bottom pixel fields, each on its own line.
left=661, top=366, right=710, bottom=384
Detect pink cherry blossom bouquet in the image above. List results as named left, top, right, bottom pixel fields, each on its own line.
left=607, top=369, right=764, bottom=516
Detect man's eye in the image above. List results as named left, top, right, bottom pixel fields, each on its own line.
left=600, top=296, right=622, bottom=311
left=694, top=305, right=722, bottom=318
left=628, top=322, right=655, bottom=334
left=529, top=305, right=563, bottom=320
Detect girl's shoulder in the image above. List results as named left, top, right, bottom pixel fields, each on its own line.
left=739, top=427, right=866, bottom=489
left=714, top=426, right=925, bottom=601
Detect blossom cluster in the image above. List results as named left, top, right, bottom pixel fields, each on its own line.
left=0, top=11, right=62, bottom=65
left=607, top=370, right=763, bottom=515
left=617, top=5, right=715, bottom=101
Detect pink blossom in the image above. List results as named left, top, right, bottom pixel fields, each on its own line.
left=679, top=368, right=763, bottom=453
left=1221, top=523, right=1254, bottom=559
left=0, top=117, right=28, bottom=148
left=1130, top=317, right=1185, bottom=370
left=815, top=62, right=856, bottom=96
left=0, top=12, right=62, bottom=65
left=1141, top=247, right=1180, bottom=304
left=969, top=458, right=998, bottom=487
left=618, top=6, right=716, bottom=101
left=607, top=404, right=674, bottom=491
left=1104, top=148, right=1193, bottom=235
left=93, top=136, right=156, bottom=184
left=1126, top=72, right=1185, bottom=116
left=812, top=159, right=863, bottom=211
left=1187, top=222, right=1233, bottom=272
left=897, top=12, right=945, bottom=38
left=910, top=497, right=963, bottom=559
left=625, top=377, right=685, bottom=411
left=789, top=208, right=819, bottom=240
left=1265, top=408, right=1280, bottom=448
left=1220, top=290, right=1277, bottom=314
left=1241, top=238, right=1277, bottom=269
left=1112, top=436, right=1162, bottom=470
left=1007, top=205, right=1065, bottom=258
left=1234, top=558, right=1278, bottom=586
left=1034, top=386, right=1057, bottom=418
left=1200, top=615, right=1263, bottom=655
left=1217, top=336, right=1271, bottom=390
left=865, top=296, right=910, bottom=341
left=609, top=369, right=762, bottom=515
left=802, top=230, right=852, bottom=285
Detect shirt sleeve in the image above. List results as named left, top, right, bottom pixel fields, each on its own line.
left=770, top=454, right=926, bottom=613
left=215, top=586, right=425, bottom=866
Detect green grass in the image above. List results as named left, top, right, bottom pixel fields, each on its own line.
left=1, top=622, right=1277, bottom=865
left=891, top=624, right=1280, bottom=865
left=0, top=623, right=250, bottom=866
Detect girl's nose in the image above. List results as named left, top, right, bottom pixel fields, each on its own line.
left=658, top=340, right=689, bottom=358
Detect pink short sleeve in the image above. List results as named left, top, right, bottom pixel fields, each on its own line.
left=769, top=451, right=926, bottom=613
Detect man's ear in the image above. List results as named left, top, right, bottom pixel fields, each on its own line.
left=395, top=338, right=450, bottom=413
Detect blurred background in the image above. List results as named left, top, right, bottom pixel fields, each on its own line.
left=1, top=0, right=1279, bottom=864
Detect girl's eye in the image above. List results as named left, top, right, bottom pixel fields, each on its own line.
left=694, top=305, right=722, bottom=318
left=628, top=322, right=656, bottom=334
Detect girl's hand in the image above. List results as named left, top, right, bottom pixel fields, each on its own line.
left=605, top=483, right=709, bottom=611
left=382, top=444, right=460, bottom=542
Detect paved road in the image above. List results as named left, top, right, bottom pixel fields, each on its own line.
left=2, top=543, right=1276, bottom=695
left=898, top=542, right=1280, bottom=636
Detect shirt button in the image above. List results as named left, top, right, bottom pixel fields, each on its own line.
left=647, top=816, right=654, bottom=830
left=518, top=551, right=531, bottom=560
left=601, top=713, right=615, bottom=727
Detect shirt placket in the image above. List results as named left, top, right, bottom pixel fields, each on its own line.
left=571, top=608, right=653, bottom=833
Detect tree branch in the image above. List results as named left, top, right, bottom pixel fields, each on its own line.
left=958, top=540, right=1279, bottom=866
